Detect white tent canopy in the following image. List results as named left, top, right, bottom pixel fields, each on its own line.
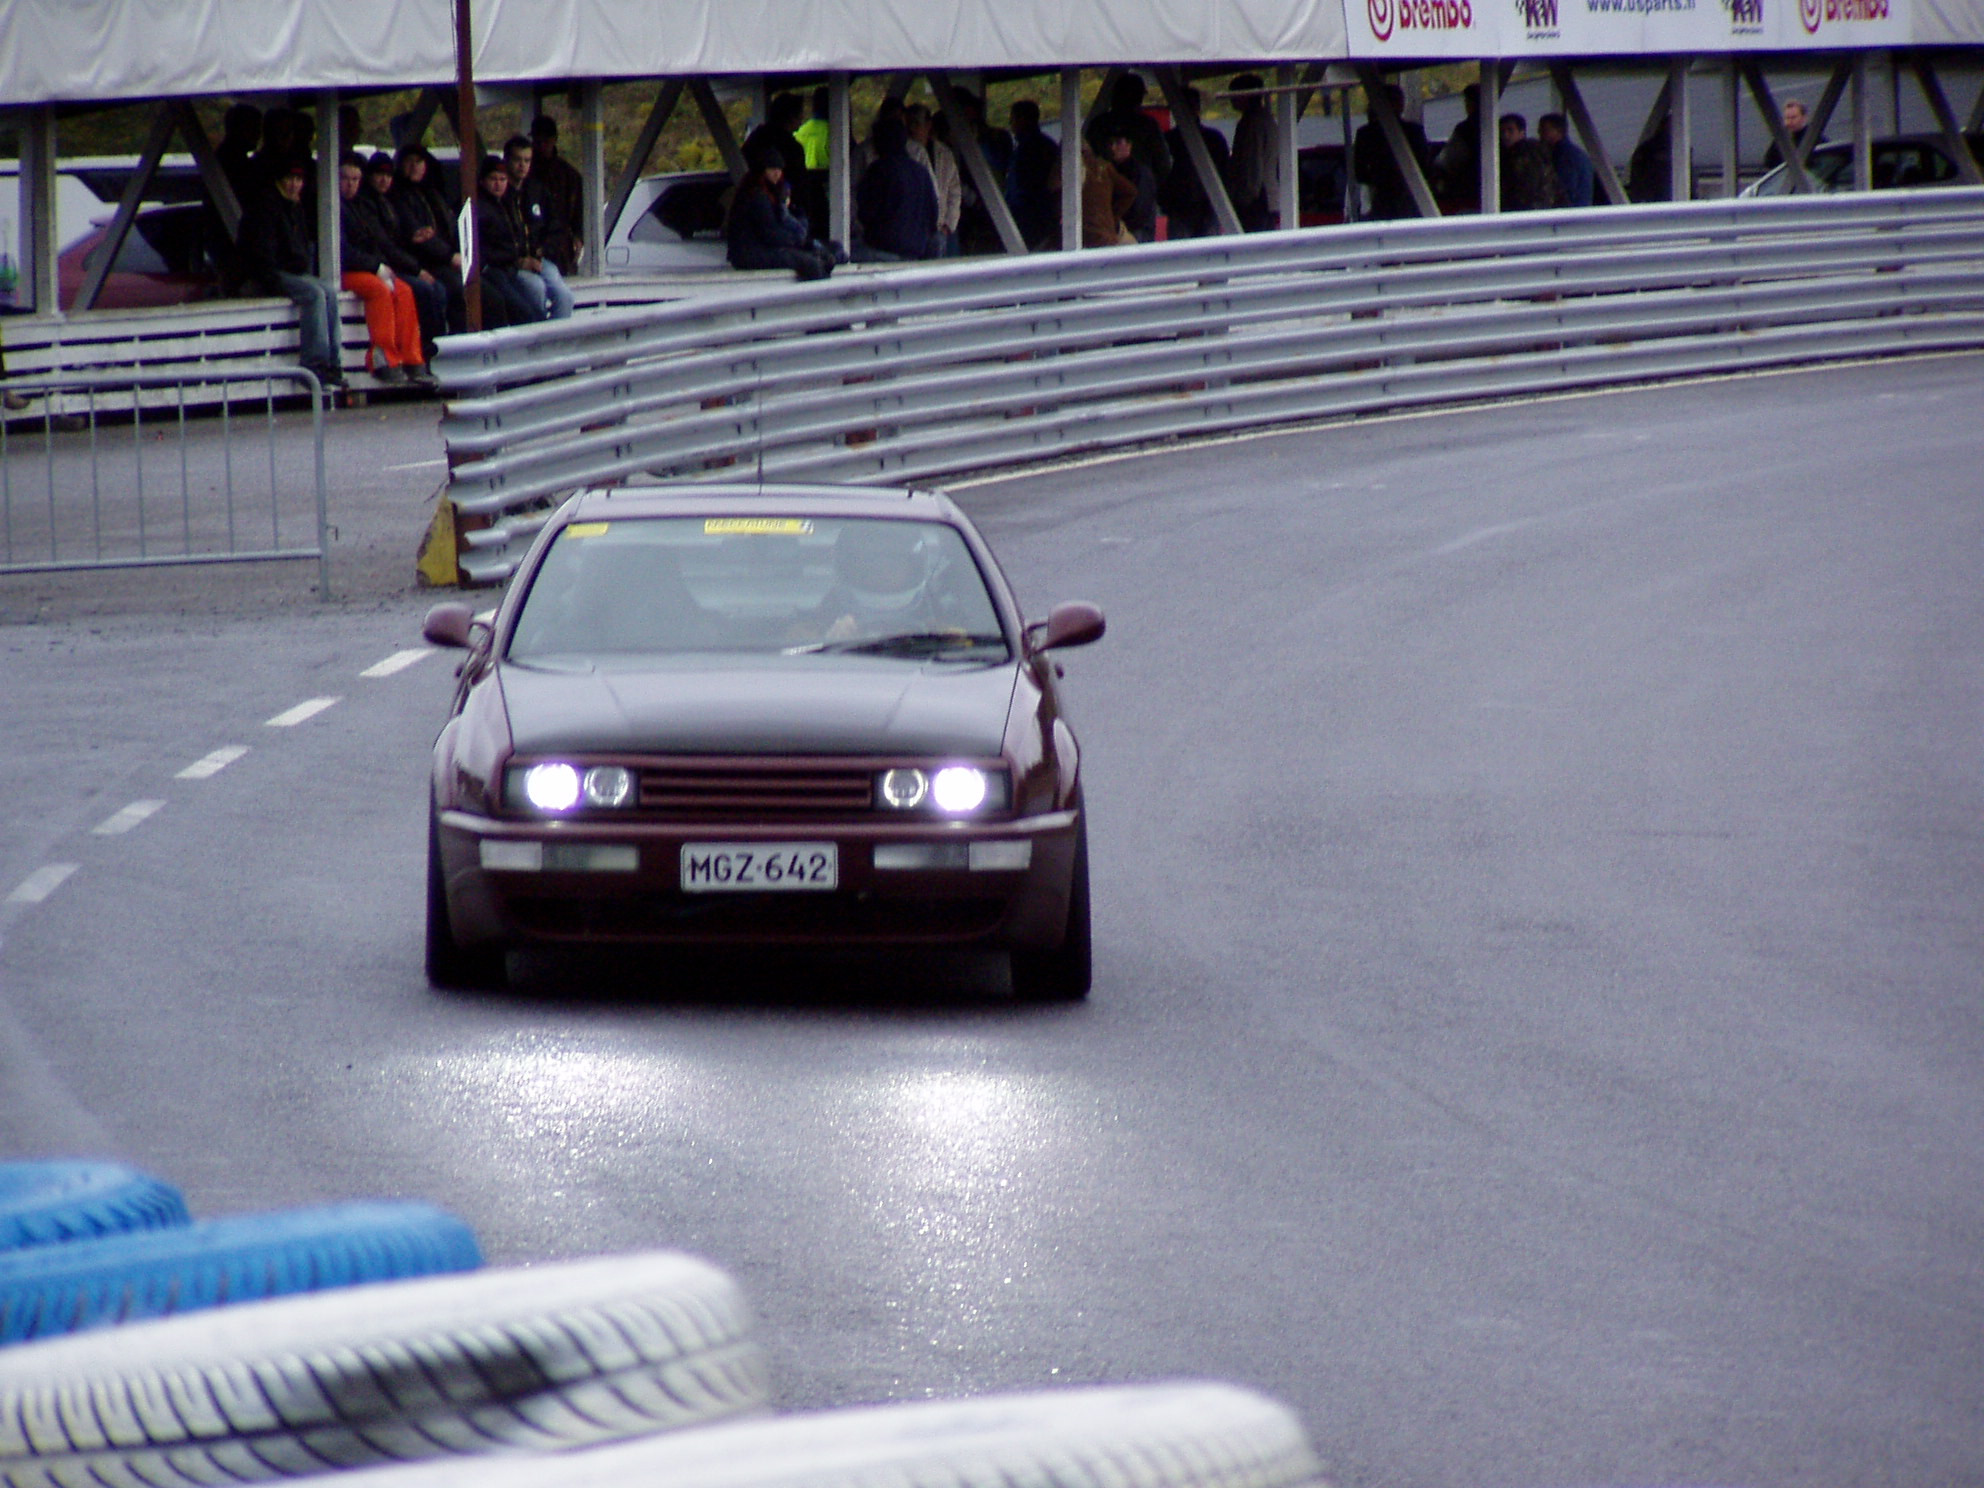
left=4, top=0, right=1983, bottom=108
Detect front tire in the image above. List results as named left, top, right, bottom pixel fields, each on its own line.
left=1010, top=818, right=1091, bottom=1002
left=427, top=811, right=507, bottom=990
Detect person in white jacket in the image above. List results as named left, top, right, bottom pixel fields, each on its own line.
left=905, top=105, right=963, bottom=257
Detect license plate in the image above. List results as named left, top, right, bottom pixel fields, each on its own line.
left=680, top=842, right=838, bottom=892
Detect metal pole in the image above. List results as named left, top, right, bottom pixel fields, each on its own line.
left=1668, top=57, right=1693, bottom=203
left=1852, top=53, right=1873, bottom=191
left=1060, top=69, right=1082, bottom=252
left=830, top=73, right=853, bottom=252
left=315, top=89, right=341, bottom=378
left=1720, top=59, right=1740, bottom=197
left=455, top=0, right=482, bottom=331
left=580, top=80, right=606, bottom=276
left=1275, top=65, right=1300, bottom=231
left=1478, top=62, right=1501, bottom=214
left=22, top=105, right=58, bottom=314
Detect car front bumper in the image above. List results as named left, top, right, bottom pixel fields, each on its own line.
left=437, top=808, right=1081, bottom=951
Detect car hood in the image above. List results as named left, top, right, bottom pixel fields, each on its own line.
left=498, top=655, right=1018, bottom=758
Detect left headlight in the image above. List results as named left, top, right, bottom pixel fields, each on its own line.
left=507, top=763, right=636, bottom=814
left=875, top=765, right=1007, bottom=816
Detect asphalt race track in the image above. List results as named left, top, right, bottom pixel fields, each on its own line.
left=3, top=355, right=1981, bottom=1488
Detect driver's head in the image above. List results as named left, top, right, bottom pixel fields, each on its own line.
left=836, top=522, right=929, bottom=601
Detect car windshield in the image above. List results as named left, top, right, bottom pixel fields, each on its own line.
left=507, top=515, right=1008, bottom=663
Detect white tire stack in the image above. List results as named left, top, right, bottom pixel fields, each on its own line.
left=323, top=1381, right=1329, bottom=1488
left=0, top=1252, right=766, bottom=1487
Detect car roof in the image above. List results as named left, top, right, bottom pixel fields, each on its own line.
left=564, top=484, right=958, bottom=523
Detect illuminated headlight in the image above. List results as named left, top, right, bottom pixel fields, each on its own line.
left=582, top=765, right=633, bottom=808
left=523, top=762, right=580, bottom=812
left=932, top=766, right=989, bottom=814
left=878, top=768, right=929, bottom=809
left=510, top=763, right=636, bottom=813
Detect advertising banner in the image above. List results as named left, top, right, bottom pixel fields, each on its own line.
left=1342, top=0, right=1911, bottom=54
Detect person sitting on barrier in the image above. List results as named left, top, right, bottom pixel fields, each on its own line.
left=1499, top=114, right=1568, bottom=211
left=235, top=157, right=344, bottom=389
left=472, top=155, right=547, bottom=329
left=528, top=115, right=587, bottom=276
left=1536, top=114, right=1594, bottom=208
left=726, top=142, right=836, bottom=280
left=503, top=136, right=574, bottom=320
left=340, top=152, right=439, bottom=386
left=362, top=152, right=448, bottom=360
left=855, top=114, right=938, bottom=261
left=391, top=146, right=467, bottom=336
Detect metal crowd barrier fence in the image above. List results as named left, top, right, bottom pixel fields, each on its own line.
left=0, top=368, right=331, bottom=597
left=433, top=190, right=1984, bottom=584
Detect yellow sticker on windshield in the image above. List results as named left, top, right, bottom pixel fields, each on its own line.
left=705, top=518, right=813, bottom=536
left=563, top=522, right=610, bottom=539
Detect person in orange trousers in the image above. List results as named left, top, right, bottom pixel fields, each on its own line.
left=335, top=151, right=435, bottom=386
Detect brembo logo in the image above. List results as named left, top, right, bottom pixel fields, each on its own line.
left=1370, top=0, right=1474, bottom=38
left=1803, top=0, right=1886, bottom=30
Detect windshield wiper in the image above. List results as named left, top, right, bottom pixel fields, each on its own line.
left=784, top=631, right=1007, bottom=657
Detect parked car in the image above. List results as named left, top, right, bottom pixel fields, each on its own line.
left=1742, top=132, right=1984, bottom=196
left=421, top=484, right=1106, bottom=999
left=58, top=201, right=224, bottom=311
left=603, top=171, right=733, bottom=273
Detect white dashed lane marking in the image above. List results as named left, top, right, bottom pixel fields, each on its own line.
left=176, top=745, right=250, bottom=780
left=361, top=649, right=434, bottom=679
left=265, top=697, right=341, bottom=728
left=92, top=800, right=165, bottom=836
left=6, top=865, right=78, bottom=906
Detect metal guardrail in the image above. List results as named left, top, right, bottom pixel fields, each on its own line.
left=0, top=368, right=331, bottom=596
left=433, top=191, right=1984, bottom=584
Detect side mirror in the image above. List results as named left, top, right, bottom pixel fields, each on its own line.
left=1027, top=600, right=1106, bottom=654
left=422, top=601, right=478, bottom=649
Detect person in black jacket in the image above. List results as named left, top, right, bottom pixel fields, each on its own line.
left=234, top=157, right=343, bottom=388
left=357, top=153, right=448, bottom=369
left=392, top=147, right=467, bottom=335
left=855, top=115, right=938, bottom=261
left=471, top=155, right=545, bottom=328
left=725, top=143, right=834, bottom=279
left=336, top=151, right=431, bottom=385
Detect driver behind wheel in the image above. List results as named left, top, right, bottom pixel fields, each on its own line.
left=817, top=522, right=943, bottom=641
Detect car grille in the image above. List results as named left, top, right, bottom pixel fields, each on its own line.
left=508, top=894, right=1007, bottom=943
left=637, top=762, right=875, bottom=819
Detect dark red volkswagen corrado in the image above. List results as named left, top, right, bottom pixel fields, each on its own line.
left=422, top=484, right=1105, bottom=998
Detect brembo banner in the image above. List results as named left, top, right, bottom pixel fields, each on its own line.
left=1343, top=0, right=1910, bottom=53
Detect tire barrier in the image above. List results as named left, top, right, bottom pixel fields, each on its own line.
left=323, top=1382, right=1327, bottom=1488
left=0, top=1250, right=767, bottom=1487
left=0, top=1201, right=480, bottom=1345
left=0, top=1162, right=189, bottom=1251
